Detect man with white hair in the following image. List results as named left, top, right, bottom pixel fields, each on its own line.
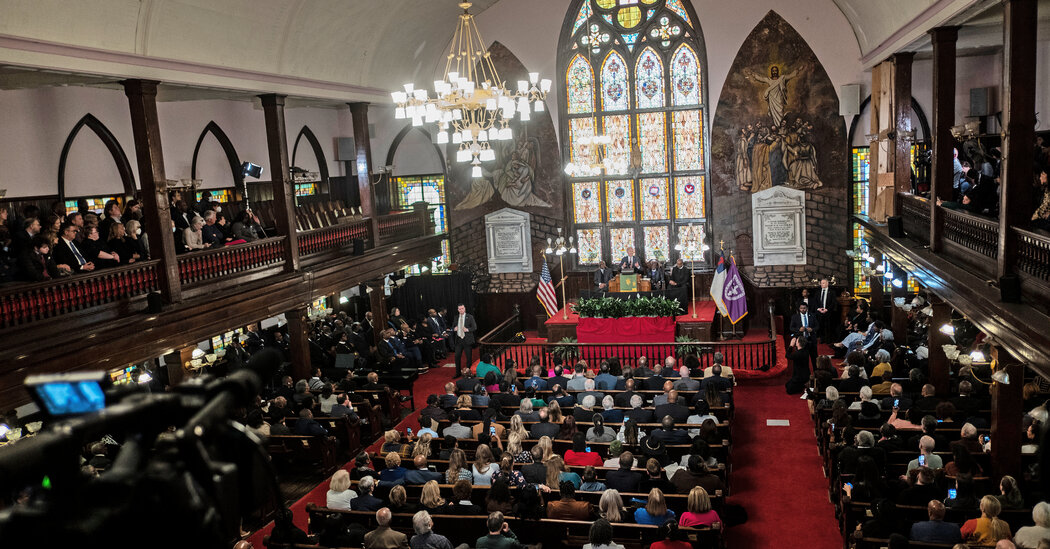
left=659, top=356, right=677, bottom=377
left=579, top=378, right=603, bottom=406
left=957, top=423, right=985, bottom=454
left=674, top=366, right=700, bottom=391
left=600, top=394, right=624, bottom=422
left=409, top=510, right=453, bottom=549
left=838, top=430, right=885, bottom=475
left=351, top=476, right=383, bottom=511
left=625, top=394, right=654, bottom=423
left=1013, top=501, right=1050, bottom=548
left=849, top=386, right=874, bottom=411
left=574, top=394, right=598, bottom=422
left=906, top=436, right=943, bottom=472
left=364, top=507, right=409, bottom=549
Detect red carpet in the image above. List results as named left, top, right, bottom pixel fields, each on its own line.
left=726, top=371, right=840, bottom=548
left=246, top=366, right=453, bottom=547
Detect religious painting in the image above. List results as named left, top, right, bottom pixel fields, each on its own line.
left=674, top=176, right=705, bottom=219
left=446, top=42, right=564, bottom=229
left=709, top=11, right=849, bottom=284
left=605, top=180, right=635, bottom=222
left=573, top=181, right=602, bottom=224
left=643, top=226, right=670, bottom=262
left=609, top=227, right=635, bottom=260
left=676, top=223, right=706, bottom=262
left=576, top=228, right=602, bottom=265
left=637, top=111, right=667, bottom=173
left=640, top=178, right=669, bottom=220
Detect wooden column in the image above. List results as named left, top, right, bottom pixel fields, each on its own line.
left=991, top=358, right=1025, bottom=479
left=928, top=27, right=958, bottom=253
left=892, top=53, right=915, bottom=196
left=348, top=103, right=384, bottom=249
left=286, top=306, right=312, bottom=381
left=169, top=346, right=194, bottom=387
left=889, top=263, right=909, bottom=342
left=122, top=79, right=181, bottom=304
left=927, top=300, right=951, bottom=397
left=997, top=0, right=1038, bottom=281
left=367, top=279, right=388, bottom=347
left=259, top=94, right=300, bottom=272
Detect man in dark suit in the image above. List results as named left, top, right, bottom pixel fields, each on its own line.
left=910, top=501, right=963, bottom=545
left=11, top=217, right=40, bottom=259
left=549, top=385, right=575, bottom=408
left=573, top=395, right=599, bottom=422
left=624, top=395, right=654, bottom=423
left=950, top=381, right=985, bottom=420
left=906, top=416, right=949, bottom=452
left=613, top=379, right=640, bottom=407
left=17, top=236, right=62, bottom=282
left=529, top=408, right=561, bottom=439
left=837, top=431, right=886, bottom=475
left=493, top=383, right=521, bottom=408
left=452, top=303, right=477, bottom=378
left=668, top=258, right=690, bottom=289
left=911, top=384, right=941, bottom=419
left=550, top=366, right=573, bottom=391
left=455, top=367, right=479, bottom=392
left=604, top=452, right=642, bottom=492
left=654, top=392, right=690, bottom=423
left=649, top=416, right=690, bottom=445
left=594, top=260, right=614, bottom=292
left=633, top=357, right=655, bottom=377
left=293, top=409, right=328, bottom=437
left=880, top=383, right=913, bottom=413
left=897, top=467, right=941, bottom=507
left=347, top=323, right=371, bottom=356
left=53, top=223, right=96, bottom=273
left=838, top=365, right=868, bottom=393
left=349, top=477, right=383, bottom=511
left=814, top=277, right=839, bottom=343
left=377, top=329, right=409, bottom=370
left=426, top=308, right=450, bottom=354
left=788, top=302, right=819, bottom=369
left=619, top=246, right=644, bottom=274
left=403, top=456, right=443, bottom=485
left=645, top=260, right=664, bottom=288
left=521, top=447, right=548, bottom=484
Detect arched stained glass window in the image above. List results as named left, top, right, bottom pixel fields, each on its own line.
left=567, top=55, right=595, bottom=114
left=600, top=51, right=630, bottom=111
left=559, top=0, right=710, bottom=267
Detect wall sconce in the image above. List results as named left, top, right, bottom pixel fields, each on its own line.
left=865, top=133, right=878, bottom=143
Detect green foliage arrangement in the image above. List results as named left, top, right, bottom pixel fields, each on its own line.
left=572, top=296, right=682, bottom=318
left=551, top=337, right=579, bottom=361
left=674, top=335, right=703, bottom=358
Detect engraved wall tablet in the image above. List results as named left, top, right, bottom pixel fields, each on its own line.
left=485, top=208, right=534, bottom=274
left=751, top=186, right=806, bottom=266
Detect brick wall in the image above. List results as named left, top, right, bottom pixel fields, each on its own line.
left=450, top=212, right=563, bottom=294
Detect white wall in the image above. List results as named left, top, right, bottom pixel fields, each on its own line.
left=0, top=86, right=351, bottom=199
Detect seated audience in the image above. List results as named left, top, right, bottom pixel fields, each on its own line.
left=476, top=511, right=523, bottom=549
left=598, top=489, right=627, bottom=523
left=911, top=500, right=963, bottom=545
left=547, top=480, right=592, bottom=520
left=605, top=451, right=642, bottom=493
left=679, top=486, right=721, bottom=528
left=635, top=487, right=676, bottom=525
left=583, top=518, right=624, bottom=549
left=565, top=432, right=604, bottom=466
left=379, top=452, right=407, bottom=484
left=326, top=470, right=357, bottom=510
left=1013, top=502, right=1050, bottom=548
left=364, top=508, right=409, bottom=549
left=409, top=510, right=451, bottom=549
left=350, top=476, right=383, bottom=511
left=961, top=496, right=1013, bottom=546
left=440, top=479, right=482, bottom=515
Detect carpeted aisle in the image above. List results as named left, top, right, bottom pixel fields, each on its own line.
left=726, top=370, right=840, bottom=549
left=246, top=365, right=454, bottom=547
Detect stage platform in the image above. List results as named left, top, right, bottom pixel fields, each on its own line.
left=544, top=299, right=716, bottom=342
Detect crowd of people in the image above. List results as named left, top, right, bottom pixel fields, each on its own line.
left=266, top=353, right=736, bottom=549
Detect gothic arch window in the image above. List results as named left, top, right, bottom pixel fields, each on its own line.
left=559, top=0, right=711, bottom=268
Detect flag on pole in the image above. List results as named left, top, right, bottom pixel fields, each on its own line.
left=709, top=251, right=729, bottom=317
left=537, top=259, right=559, bottom=317
left=723, top=254, right=748, bottom=324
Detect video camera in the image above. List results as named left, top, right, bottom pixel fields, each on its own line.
left=0, top=369, right=275, bottom=549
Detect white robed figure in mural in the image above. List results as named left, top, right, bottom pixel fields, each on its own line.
left=744, top=64, right=799, bottom=128
left=455, top=130, right=550, bottom=210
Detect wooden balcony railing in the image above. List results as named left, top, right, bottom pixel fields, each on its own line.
left=0, top=260, right=160, bottom=329
left=942, top=206, right=999, bottom=260
left=1015, top=227, right=1050, bottom=281
left=377, top=211, right=426, bottom=244
left=897, top=193, right=930, bottom=242
left=177, top=236, right=286, bottom=286
left=297, top=219, right=372, bottom=256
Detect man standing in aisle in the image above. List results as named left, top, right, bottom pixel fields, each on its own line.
left=453, top=303, right=477, bottom=379
left=789, top=302, right=819, bottom=370
left=814, top=277, right=838, bottom=344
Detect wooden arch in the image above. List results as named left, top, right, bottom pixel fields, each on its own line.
left=384, top=124, right=447, bottom=175
left=291, top=125, right=330, bottom=185
left=191, top=121, right=243, bottom=187
left=57, top=113, right=137, bottom=201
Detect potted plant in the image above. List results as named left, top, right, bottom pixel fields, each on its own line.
left=551, top=337, right=579, bottom=361
left=675, top=335, right=702, bottom=358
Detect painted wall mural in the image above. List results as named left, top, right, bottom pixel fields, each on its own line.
left=710, top=11, right=849, bottom=287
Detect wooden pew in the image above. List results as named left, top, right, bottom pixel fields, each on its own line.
left=265, top=434, right=338, bottom=475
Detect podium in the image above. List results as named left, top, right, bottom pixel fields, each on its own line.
left=608, top=274, right=651, bottom=292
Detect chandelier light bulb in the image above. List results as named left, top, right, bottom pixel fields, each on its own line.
left=529, top=72, right=539, bottom=84
left=480, top=148, right=496, bottom=162
left=436, top=131, right=449, bottom=144
left=541, top=79, right=552, bottom=93
left=519, top=109, right=531, bottom=121
left=471, top=165, right=482, bottom=178
left=939, top=323, right=955, bottom=336
left=394, top=107, right=406, bottom=119
left=452, top=133, right=463, bottom=144
left=535, top=101, right=545, bottom=112
left=403, top=83, right=414, bottom=93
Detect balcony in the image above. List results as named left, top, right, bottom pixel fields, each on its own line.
left=0, top=209, right=442, bottom=408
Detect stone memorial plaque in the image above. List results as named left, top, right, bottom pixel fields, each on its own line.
left=485, top=207, right=533, bottom=274
left=751, top=187, right=806, bottom=266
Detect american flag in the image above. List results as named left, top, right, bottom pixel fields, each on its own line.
left=537, top=259, right=559, bottom=317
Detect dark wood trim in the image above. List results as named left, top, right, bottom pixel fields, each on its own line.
left=927, top=299, right=951, bottom=397
left=997, top=0, right=1038, bottom=280
left=291, top=125, right=330, bottom=186
left=892, top=53, right=914, bottom=199
left=928, top=27, right=959, bottom=253
left=57, top=113, right=137, bottom=200
left=348, top=103, right=376, bottom=218
left=286, top=305, right=312, bottom=380
left=122, top=79, right=181, bottom=304
left=190, top=121, right=244, bottom=192
left=259, top=94, right=299, bottom=272
left=991, top=360, right=1024, bottom=480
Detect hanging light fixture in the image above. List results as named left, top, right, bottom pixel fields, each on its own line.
left=390, top=2, right=550, bottom=177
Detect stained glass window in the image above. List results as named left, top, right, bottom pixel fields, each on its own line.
left=196, top=189, right=234, bottom=203
left=635, top=48, right=664, bottom=109
left=394, top=175, right=448, bottom=234
left=562, top=0, right=709, bottom=270
left=670, top=44, right=700, bottom=106
left=573, top=181, right=602, bottom=224
left=676, top=224, right=706, bottom=261
left=639, top=178, right=669, bottom=220
left=577, top=228, right=603, bottom=264
left=609, top=227, right=636, bottom=259
left=603, top=115, right=632, bottom=175
left=644, top=226, right=670, bottom=262
left=600, top=51, right=630, bottom=111
left=65, top=196, right=120, bottom=215
left=295, top=183, right=318, bottom=197
left=567, top=55, right=595, bottom=114
left=605, top=180, right=635, bottom=221
left=851, top=147, right=870, bottom=216
left=674, top=176, right=705, bottom=219
left=637, top=111, right=667, bottom=173
left=569, top=118, right=598, bottom=166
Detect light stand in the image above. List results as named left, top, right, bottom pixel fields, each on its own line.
left=545, top=229, right=577, bottom=320
left=674, top=224, right=710, bottom=319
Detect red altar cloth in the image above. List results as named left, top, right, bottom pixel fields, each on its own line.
left=576, top=316, right=676, bottom=343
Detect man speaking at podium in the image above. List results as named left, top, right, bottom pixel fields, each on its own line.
left=619, top=246, right=644, bottom=274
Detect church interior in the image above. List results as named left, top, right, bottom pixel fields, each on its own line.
left=0, top=0, right=1049, bottom=547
